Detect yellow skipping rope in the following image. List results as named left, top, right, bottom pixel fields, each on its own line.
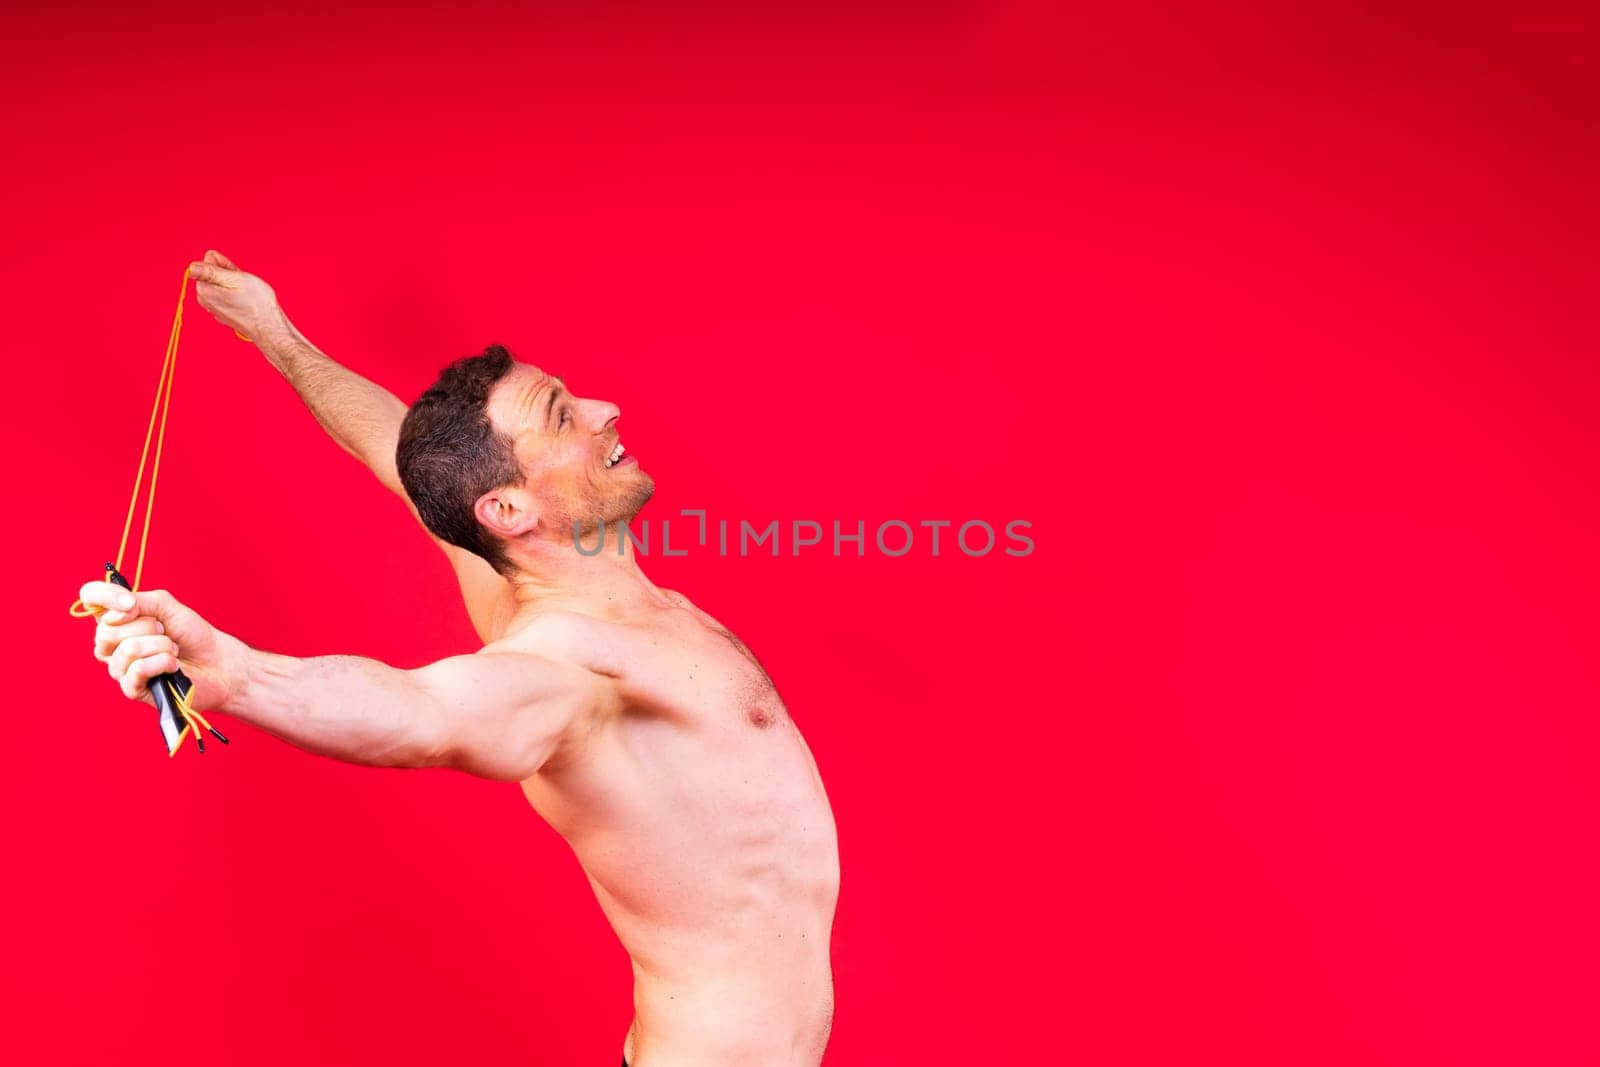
left=68, top=266, right=248, bottom=756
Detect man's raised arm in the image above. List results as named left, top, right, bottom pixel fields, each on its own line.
left=186, top=251, right=513, bottom=642
left=80, top=580, right=603, bottom=780
left=188, top=251, right=412, bottom=500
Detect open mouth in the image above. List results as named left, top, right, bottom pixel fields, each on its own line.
left=604, top=441, right=634, bottom=469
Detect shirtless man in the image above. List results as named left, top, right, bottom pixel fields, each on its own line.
left=79, top=251, right=839, bottom=1067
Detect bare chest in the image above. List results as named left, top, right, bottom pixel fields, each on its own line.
left=508, top=597, right=821, bottom=850
left=610, top=604, right=789, bottom=732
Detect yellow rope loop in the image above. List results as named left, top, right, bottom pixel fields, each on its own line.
left=67, top=268, right=189, bottom=617
left=69, top=263, right=237, bottom=756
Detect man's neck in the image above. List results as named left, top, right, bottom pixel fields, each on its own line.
left=501, top=522, right=670, bottom=625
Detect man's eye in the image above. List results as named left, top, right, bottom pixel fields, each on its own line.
left=559, top=409, right=571, bottom=427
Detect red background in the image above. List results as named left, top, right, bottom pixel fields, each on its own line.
left=6, top=3, right=1598, bottom=1064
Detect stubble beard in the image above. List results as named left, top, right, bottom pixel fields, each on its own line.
left=567, top=472, right=656, bottom=539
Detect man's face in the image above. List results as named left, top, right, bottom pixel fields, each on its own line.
left=487, top=362, right=654, bottom=537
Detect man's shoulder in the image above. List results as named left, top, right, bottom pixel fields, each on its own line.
left=480, top=609, right=637, bottom=678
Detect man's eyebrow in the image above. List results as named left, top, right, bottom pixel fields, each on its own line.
left=541, top=378, right=567, bottom=428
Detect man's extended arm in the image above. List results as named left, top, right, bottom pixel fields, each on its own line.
left=187, top=251, right=513, bottom=642
left=225, top=645, right=594, bottom=779
left=82, top=581, right=599, bottom=780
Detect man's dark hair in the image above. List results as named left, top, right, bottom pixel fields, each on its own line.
left=397, top=344, right=525, bottom=576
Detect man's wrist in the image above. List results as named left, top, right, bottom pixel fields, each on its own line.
left=216, top=632, right=260, bottom=716
left=251, top=308, right=313, bottom=374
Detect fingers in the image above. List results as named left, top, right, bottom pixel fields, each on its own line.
left=113, top=640, right=181, bottom=702
left=76, top=581, right=178, bottom=626
left=109, top=631, right=179, bottom=681
left=78, top=579, right=137, bottom=620
left=187, top=261, right=234, bottom=286
left=130, top=587, right=178, bottom=622
left=80, top=581, right=193, bottom=704
left=205, top=248, right=238, bottom=270
left=94, top=615, right=164, bottom=662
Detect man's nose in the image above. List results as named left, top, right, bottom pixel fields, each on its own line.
left=586, top=398, right=621, bottom=430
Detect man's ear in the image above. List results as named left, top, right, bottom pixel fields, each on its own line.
left=475, top=485, right=541, bottom=539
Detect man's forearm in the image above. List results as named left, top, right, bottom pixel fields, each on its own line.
left=253, top=311, right=410, bottom=495
left=217, top=637, right=446, bottom=769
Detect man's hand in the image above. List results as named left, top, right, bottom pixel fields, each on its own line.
left=79, top=581, right=245, bottom=712
left=187, top=249, right=284, bottom=341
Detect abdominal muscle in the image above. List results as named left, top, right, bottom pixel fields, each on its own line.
left=521, top=705, right=840, bottom=1067
left=614, top=898, right=836, bottom=1067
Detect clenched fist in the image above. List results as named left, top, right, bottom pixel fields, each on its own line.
left=79, top=581, right=245, bottom=712
left=186, top=249, right=284, bottom=342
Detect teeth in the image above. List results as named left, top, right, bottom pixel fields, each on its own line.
left=605, top=441, right=624, bottom=468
